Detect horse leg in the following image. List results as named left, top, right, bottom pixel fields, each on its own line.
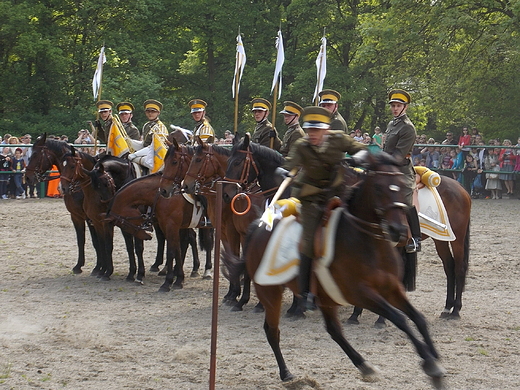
left=71, top=217, right=86, bottom=274
left=359, top=287, right=446, bottom=383
left=185, top=229, right=200, bottom=277
left=284, top=294, right=305, bottom=319
left=159, top=242, right=175, bottom=292
left=346, top=306, right=363, bottom=325
left=88, top=223, right=104, bottom=277
left=134, top=237, right=145, bottom=284
left=150, top=224, right=165, bottom=272
left=99, top=224, right=115, bottom=281
left=232, top=272, right=251, bottom=312
left=258, top=285, right=294, bottom=382
left=122, top=230, right=137, bottom=282
left=450, top=225, right=470, bottom=319
left=172, top=241, right=185, bottom=289
left=320, top=305, right=378, bottom=378
left=200, top=228, right=214, bottom=279
left=434, top=240, right=456, bottom=318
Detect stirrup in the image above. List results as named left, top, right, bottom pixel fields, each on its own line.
left=405, top=237, right=421, bottom=253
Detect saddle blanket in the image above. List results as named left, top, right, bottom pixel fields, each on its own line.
left=182, top=193, right=204, bottom=228
left=416, top=186, right=455, bottom=241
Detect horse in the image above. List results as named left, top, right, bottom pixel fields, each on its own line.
left=25, top=134, right=99, bottom=274
left=60, top=148, right=147, bottom=281
left=181, top=138, right=249, bottom=304
left=222, top=134, right=302, bottom=315
left=347, top=173, right=471, bottom=323
left=106, top=141, right=213, bottom=292
left=223, top=152, right=446, bottom=388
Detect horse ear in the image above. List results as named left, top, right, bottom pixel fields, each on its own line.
left=196, top=136, right=203, bottom=146
left=243, top=133, right=250, bottom=149
left=70, top=145, right=76, bottom=156
left=96, top=162, right=105, bottom=174
left=171, top=137, right=179, bottom=150
left=232, top=132, right=239, bottom=146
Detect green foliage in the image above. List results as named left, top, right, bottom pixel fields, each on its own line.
left=0, top=0, right=519, bottom=140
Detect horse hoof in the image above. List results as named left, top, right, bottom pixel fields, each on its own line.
left=346, top=318, right=360, bottom=325
left=230, top=305, right=243, bottom=312
left=149, top=266, right=160, bottom=272
left=158, top=286, right=171, bottom=293
left=431, top=375, right=447, bottom=390
left=422, top=359, right=447, bottom=379
left=373, top=321, right=386, bottom=329
left=281, top=371, right=294, bottom=382
left=158, top=269, right=167, bottom=276
left=358, top=361, right=379, bottom=379
left=285, top=311, right=306, bottom=320
left=190, top=271, right=199, bottom=278
left=172, top=283, right=183, bottom=290
left=439, top=309, right=451, bottom=318
left=448, top=312, right=461, bottom=320
left=72, top=267, right=82, bottom=275
left=202, top=270, right=212, bottom=280
left=252, top=305, right=265, bottom=313
left=135, top=279, right=144, bottom=285
left=125, top=276, right=135, bottom=282
left=100, top=275, right=111, bottom=281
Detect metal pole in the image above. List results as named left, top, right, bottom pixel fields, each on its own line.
left=209, top=182, right=222, bottom=390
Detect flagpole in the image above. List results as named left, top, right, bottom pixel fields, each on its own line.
left=234, top=75, right=239, bottom=137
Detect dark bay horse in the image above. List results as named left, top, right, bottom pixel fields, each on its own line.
left=181, top=138, right=249, bottom=304
left=223, top=152, right=446, bottom=387
left=106, top=141, right=213, bottom=292
left=60, top=148, right=145, bottom=281
left=25, top=134, right=98, bottom=274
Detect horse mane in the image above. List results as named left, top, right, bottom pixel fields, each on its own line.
left=195, top=143, right=232, bottom=157
left=43, top=138, right=72, bottom=155
left=233, top=140, right=285, bottom=166
left=164, top=144, right=195, bottom=160
left=116, top=172, right=162, bottom=193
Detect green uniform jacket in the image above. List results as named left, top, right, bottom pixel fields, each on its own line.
left=123, top=122, right=141, bottom=140
left=283, top=131, right=366, bottom=200
left=251, top=119, right=281, bottom=151
left=383, top=114, right=417, bottom=205
left=142, top=119, right=169, bottom=147
left=280, top=123, right=305, bottom=157
left=330, top=112, right=348, bottom=133
left=93, top=118, right=112, bottom=143
left=192, top=119, right=215, bottom=144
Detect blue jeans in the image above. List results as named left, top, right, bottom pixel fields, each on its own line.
left=13, top=173, right=24, bottom=196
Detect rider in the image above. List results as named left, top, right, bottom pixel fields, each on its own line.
left=93, top=100, right=113, bottom=143
left=383, top=89, right=422, bottom=253
left=279, top=101, right=305, bottom=158
left=128, top=99, right=169, bottom=171
left=318, top=89, right=348, bottom=133
left=282, top=106, right=366, bottom=310
left=251, top=98, right=282, bottom=151
left=188, top=99, right=215, bottom=144
left=116, top=102, right=141, bottom=141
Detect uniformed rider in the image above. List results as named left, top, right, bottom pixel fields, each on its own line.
left=318, top=89, right=348, bottom=133
left=251, top=98, right=282, bottom=151
left=383, top=89, right=422, bottom=253
left=279, top=101, right=305, bottom=158
left=116, top=102, right=141, bottom=141
left=93, top=100, right=113, bottom=143
left=188, top=99, right=215, bottom=144
left=282, top=106, right=366, bottom=310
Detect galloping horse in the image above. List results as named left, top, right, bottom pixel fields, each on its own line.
left=106, top=141, right=213, bottom=292
left=25, top=134, right=98, bottom=274
left=60, top=148, right=144, bottom=281
left=223, top=152, right=446, bottom=387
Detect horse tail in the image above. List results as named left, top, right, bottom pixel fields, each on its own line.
left=402, top=250, right=417, bottom=292
left=221, top=245, right=246, bottom=287
left=462, top=221, right=470, bottom=290
left=198, top=227, right=214, bottom=252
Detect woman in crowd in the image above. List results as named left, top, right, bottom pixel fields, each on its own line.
left=498, top=139, right=516, bottom=196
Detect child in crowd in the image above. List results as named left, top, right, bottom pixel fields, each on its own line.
left=462, top=154, right=478, bottom=195
left=11, top=147, right=26, bottom=199
left=485, top=148, right=502, bottom=199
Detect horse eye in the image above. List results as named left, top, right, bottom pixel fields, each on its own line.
left=389, top=184, right=400, bottom=192
left=63, top=161, right=67, bottom=167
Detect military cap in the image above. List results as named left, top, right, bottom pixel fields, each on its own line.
left=251, top=98, right=271, bottom=111
left=388, top=89, right=411, bottom=104
left=279, top=101, right=303, bottom=117
left=301, top=106, right=331, bottom=130
left=96, top=100, right=113, bottom=113
left=116, top=102, right=134, bottom=114
left=188, top=99, right=207, bottom=113
left=318, top=89, right=341, bottom=105
left=143, top=99, right=163, bottom=112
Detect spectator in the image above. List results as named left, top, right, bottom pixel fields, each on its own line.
left=46, top=164, right=61, bottom=198
left=498, top=139, right=516, bottom=196
left=362, top=132, right=372, bottom=144
left=1, top=147, right=12, bottom=199
left=8, top=136, right=20, bottom=154
left=458, top=127, right=472, bottom=157
left=372, top=126, right=383, bottom=149
left=470, top=127, right=480, bottom=145
left=461, top=153, right=478, bottom=196
left=1, top=134, right=11, bottom=144
left=475, top=141, right=489, bottom=199
left=450, top=147, right=464, bottom=181
left=11, top=147, right=26, bottom=199
left=224, top=130, right=235, bottom=144
left=20, top=134, right=36, bottom=198
left=485, top=148, right=502, bottom=199
left=75, top=129, right=93, bottom=145
left=353, top=129, right=363, bottom=142
left=442, top=132, right=458, bottom=145
left=60, top=135, right=69, bottom=142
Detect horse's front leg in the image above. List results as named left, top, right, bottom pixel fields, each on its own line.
left=122, top=230, right=137, bottom=282
left=159, top=242, right=175, bottom=292
left=99, top=224, right=115, bottom=281
left=134, top=238, right=145, bottom=284
left=150, top=224, right=165, bottom=272
left=70, top=216, right=86, bottom=274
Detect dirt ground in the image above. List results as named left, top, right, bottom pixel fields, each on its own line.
left=1, top=197, right=519, bottom=390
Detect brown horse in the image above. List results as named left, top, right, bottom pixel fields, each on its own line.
left=223, top=152, right=446, bottom=387
left=25, top=134, right=99, bottom=274
left=347, top=173, right=471, bottom=323
left=60, top=148, right=146, bottom=281
left=106, top=141, right=213, bottom=292
left=182, top=138, right=253, bottom=304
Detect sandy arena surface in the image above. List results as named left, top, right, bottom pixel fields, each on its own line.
left=1, top=197, right=519, bottom=389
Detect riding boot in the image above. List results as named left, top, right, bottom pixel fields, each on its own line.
left=405, top=206, right=422, bottom=253
left=298, top=253, right=317, bottom=311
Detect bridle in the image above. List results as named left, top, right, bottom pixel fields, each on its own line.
left=26, top=145, right=61, bottom=182
left=159, top=144, right=191, bottom=197
left=342, top=168, right=407, bottom=242
left=184, top=144, right=224, bottom=194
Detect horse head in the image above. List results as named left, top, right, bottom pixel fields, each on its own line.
left=89, top=162, right=117, bottom=204
left=347, top=152, right=409, bottom=246
left=159, top=138, right=193, bottom=198
left=182, top=137, right=230, bottom=194
left=26, top=133, right=70, bottom=182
